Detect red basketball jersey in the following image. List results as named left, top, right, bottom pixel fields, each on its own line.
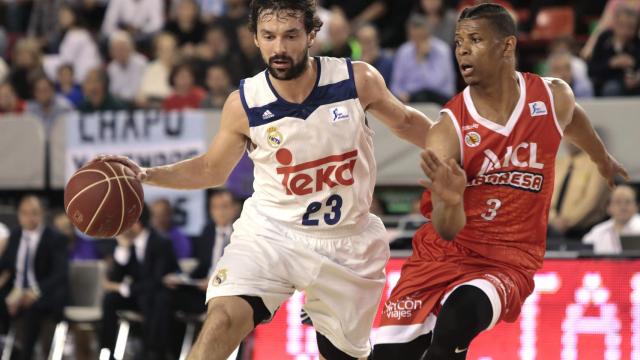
left=419, top=72, right=562, bottom=273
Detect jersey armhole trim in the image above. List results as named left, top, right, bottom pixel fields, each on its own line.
left=238, top=79, right=251, bottom=120
left=345, top=58, right=357, bottom=99
left=542, top=79, right=564, bottom=138
left=440, top=108, right=464, bottom=165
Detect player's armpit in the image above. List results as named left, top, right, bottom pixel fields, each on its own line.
left=352, top=61, right=432, bottom=148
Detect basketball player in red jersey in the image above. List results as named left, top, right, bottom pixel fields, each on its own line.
left=372, top=4, right=628, bottom=359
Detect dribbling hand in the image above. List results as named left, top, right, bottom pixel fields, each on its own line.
left=418, top=149, right=466, bottom=206
left=596, top=153, right=629, bottom=188
left=90, top=155, right=148, bottom=183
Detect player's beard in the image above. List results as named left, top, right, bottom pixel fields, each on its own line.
left=267, top=50, right=309, bottom=80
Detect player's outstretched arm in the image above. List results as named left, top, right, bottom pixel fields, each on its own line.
left=353, top=61, right=433, bottom=148
left=419, top=113, right=466, bottom=240
left=95, top=91, right=250, bottom=190
left=547, top=78, right=629, bottom=187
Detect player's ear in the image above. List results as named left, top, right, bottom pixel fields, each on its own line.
left=254, top=33, right=259, bottom=49
left=503, top=35, right=517, bottom=58
left=307, top=30, right=316, bottom=48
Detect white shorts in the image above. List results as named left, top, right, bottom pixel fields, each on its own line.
left=206, top=203, right=390, bottom=358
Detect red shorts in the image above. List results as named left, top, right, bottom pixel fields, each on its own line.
left=375, top=225, right=535, bottom=345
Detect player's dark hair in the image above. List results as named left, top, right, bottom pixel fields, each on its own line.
left=458, top=3, right=516, bottom=38
left=248, top=0, right=323, bottom=35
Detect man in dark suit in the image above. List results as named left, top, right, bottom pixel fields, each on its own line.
left=1, top=195, right=68, bottom=360
left=100, top=204, right=179, bottom=360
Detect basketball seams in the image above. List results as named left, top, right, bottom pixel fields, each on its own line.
left=84, top=168, right=113, bottom=235
left=65, top=175, right=135, bottom=214
left=65, top=168, right=110, bottom=214
left=104, top=162, right=126, bottom=238
left=120, top=165, right=143, bottom=214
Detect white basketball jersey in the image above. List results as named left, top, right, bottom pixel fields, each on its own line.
left=239, top=57, right=376, bottom=234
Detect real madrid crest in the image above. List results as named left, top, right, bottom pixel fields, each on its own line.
left=212, top=269, right=227, bottom=286
left=464, top=131, right=481, bottom=147
left=267, top=126, right=283, bottom=148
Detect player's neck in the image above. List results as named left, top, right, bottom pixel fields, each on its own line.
left=268, top=57, right=317, bottom=104
left=468, top=70, right=520, bottom=125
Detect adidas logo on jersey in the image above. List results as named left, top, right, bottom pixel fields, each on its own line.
left=262, top=109, right=275, bottom=120
left=528, top=101, right=547, bottom=117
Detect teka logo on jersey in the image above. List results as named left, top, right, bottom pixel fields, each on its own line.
left=384, top=298, right=423, bottom=320
left=470, top=142, right=545, bottom=192
left=275, top=148, right=357, bottom=195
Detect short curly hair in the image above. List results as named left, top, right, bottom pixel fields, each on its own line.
left=248, top=0, right=323, bottom=35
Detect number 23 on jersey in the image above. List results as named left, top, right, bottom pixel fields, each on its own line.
left=302, top=195, right=343, bottom=226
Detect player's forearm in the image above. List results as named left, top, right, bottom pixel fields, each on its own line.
left=392, top=106, right=433, bottom=148
left=145, top=154, right=225, bottom=190
left=431, top=201, right=466, bottom=241
left=564, top=104, right=608, bottom=164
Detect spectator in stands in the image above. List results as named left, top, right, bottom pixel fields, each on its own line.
left=26, top=76, right=74, bottom=133
left=549, top=37, right=591, bottom=89
left=355, top=24, right=393, bottom=86
left=216, top=0, right=249, bottom=48
left=323, top=0, right=387, bottom=30
left=546, top=52, right=594, bottom=98
left=78, top=68, right=127, bottom=112
left=46, top=4, right=103, bottom=83
left=137, top=33, right=178, bottom=108
left=9, top=38, right=44, bottom=100
left=52, top=212, right=100, bottom=261
left=76, top=0, right=107, bottom=35
left=0, top=82, right=26, bottom=114
left=164, top=190, right=239, bottom=313
left=107, top=31, right=149, bottom=104
left=416, top=0, right=457, bottom=45
left=3, top=196, right=68, bottom=360
left=391, top=14, right=455, bottom=104
left=164, top=0, right=206, bottom=55
left=201, top=63, right=234, bottom=109
left=55, top=64, right=84, bottom=108
left=236, top=23, right=265, bottom=79
left=162, top=63, right=207, bottom=110
left=100, top=204, right=178, bottom=360
left=101, top=0, right=165, bottom=48
left=150, top=198, right=192, bottom=259
left=27, top=0, right=64, bottom=47
left=321, top=10, right=358, bottom=59
left=549, top=142, right=610, bottom=240
left=583, top=184, right=640, bottom=254
left=581, top=0, right=640, bottom=59
left=588, top=6, right=640, bottom=96
left=198, top=0, right=226, bottom=24
left=195, top=25, right=236, bottom=81
left=0, top=221, right=10, bottom=335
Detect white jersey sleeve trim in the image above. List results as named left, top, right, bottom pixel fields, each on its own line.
left=541, top=77, right=564, bottom=138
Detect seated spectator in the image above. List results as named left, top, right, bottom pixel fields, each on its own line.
left=581, top=0, right=640, bottom=59
left=9, top=38, right=45, bottom=100
left=26, top=76, right=74, bottom=133
left=197, top=0, right=226, bottom=24
left=150, top=199, right=192, bottom=259
left=101, top=0, right=165, bottom=47
left=355, top=23, right=393, bottom=86
left=549, top=37, right=591, bottom=89
left=588, top=6, right=640, bottom=96
left=321, top=10, right=358, bottom=59
left=164, top=0, right=206, bottom=54
left=55, top=64, right=84, bottom=107
left=323, top=0, right=387, bottom=29
left=546, top=52, right=594, bottom=98
left=27, top=0, right=63, bottom=48
left=76, top=0, right=107, bottom=35
left=78, top=68, right=128, bottom=113
left=136, top=33, right=178, bottom=108
left=215, top=0, right=249, bottom=48
left=416, top=0, right=457, bottom=45
left=549, top=142, right=610, bottom=240
left=107, top=31, right=149, bottom=104
left=201, top=63, right=234, bottom=109
left=162, top=63, right=206, bottom=111
left=194, top=25, right=236, bottom=81
left=0, top=221, right=10, bottom=334
left=236, top=23, right=265, bottom=79
left=2, top=196, right=68, bottom=360
left=391, top=14, right=455, bottom=104
left=100, top=205, right=178, bottom=360
left=0, top=82, right=26, bottom=114
left=52, top=212, right=100, bottom=261
left=583, top=185, right=640, bottom=254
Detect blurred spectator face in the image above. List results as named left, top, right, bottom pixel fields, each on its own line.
left=421, top=0, right=443, bottom=15
left=356, top=25, right=380, bottom=63
left=206, top=65, right=231, bottom=93
left=83, top=69, right=106, bottom=104
left=33, top=78, right=56, bottom=106
left=607, top=186, right=638, bottom=225
left=110, top=33, right=134, bottom=64
left=238, top=25, right=258, bottom=56
left=547, top=53, right=573, bottom=84
left=205, top=27, right=229, bottom=57
left=408, top=18, right=430, bottom=45
left=18, top=196, right=44, bottom=231
left=328, top=11, right=350, bottom=49
left=254, top=9, right=314, bottom=80
left=155, top=34, right=177, bottom=65
left=209, top=192, right=237, bottom=227
left=0, top=83, right=19, bottom=112
left=151, top=199, right=173, bottom=232
left=177, top=0, right=198, bottom=25
left=613, top=9, right=639, bottom=42
left=174, top=67, right=195, bottom=93
left=57, top=65, right=75, bottom=87
left=53, top=213, right=75, bottom=239
left=13, top=39, right=40, bottom=69
left=58, top=6, right=76, bottom=29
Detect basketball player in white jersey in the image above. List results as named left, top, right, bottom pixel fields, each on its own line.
left=95, top=1, right=433, bottom=359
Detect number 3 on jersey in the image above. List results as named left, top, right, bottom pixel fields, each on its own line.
left=302, top=194, right=343, bottom=226
left=481, top=198, right=502, bottom=221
